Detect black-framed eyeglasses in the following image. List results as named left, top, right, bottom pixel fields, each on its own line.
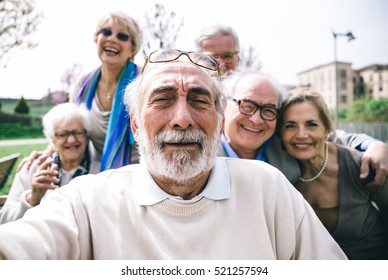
left=210, top=51, right=239, bottom=61
left=142, top=49, right=222, bottom=79
left=231, top=98, right=280, bottom=121
left=55, top=130, right=87, bottom=140
left=99, top=28, right=130, bottom=42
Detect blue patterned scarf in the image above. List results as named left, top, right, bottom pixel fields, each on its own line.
left=76, top=62, right=137, bottom=171
left=52, top=148, right=91, bottom=186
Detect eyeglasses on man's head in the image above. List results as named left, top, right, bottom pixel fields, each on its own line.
left=231, top=98, right=279, bottom=121
left=99, top=28, right=130, bottom=42
left=55, top=130, right=87, bottom=140
left=142, top=49, right=222, bottom=79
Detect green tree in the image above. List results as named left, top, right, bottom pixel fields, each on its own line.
left=14, top=96, right=30, bottom=114
left=347, top=97, right=369, bottom=121
left=347, top=97, right=388, bottom=122
left=338, top=108, right=348, bottom=120
left=366, top=98, right=388, bottom=121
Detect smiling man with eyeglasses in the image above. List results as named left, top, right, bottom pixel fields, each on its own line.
left=220, top=70, right=294, bottom=173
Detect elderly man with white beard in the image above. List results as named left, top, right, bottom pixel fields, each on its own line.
left=0, top=49, right=346, bottom=260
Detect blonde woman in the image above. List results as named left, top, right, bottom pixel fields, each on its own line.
left=19, top=12, right=143, bottom=172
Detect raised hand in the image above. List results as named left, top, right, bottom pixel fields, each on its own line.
left=27, top=158, right=60, bottom=206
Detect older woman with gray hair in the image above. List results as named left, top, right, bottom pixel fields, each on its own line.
left=0, top=103, right=100, bottom=224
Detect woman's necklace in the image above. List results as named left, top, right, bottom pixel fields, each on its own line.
left=104, top=87, right=116, bottom=104
left=107, top=92, right=112, bottom=101
left=299, top=142, right=329, bottom=183
left=101, top=81, right=116, bottom=103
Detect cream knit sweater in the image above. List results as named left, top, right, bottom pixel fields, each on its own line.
left=0, top=158, right=346, bottom=260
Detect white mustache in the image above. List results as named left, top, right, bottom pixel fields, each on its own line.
left=156, top=129, right=207, bottom=149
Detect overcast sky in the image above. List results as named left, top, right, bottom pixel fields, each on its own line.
left=0, top=0, right=387, bottom=99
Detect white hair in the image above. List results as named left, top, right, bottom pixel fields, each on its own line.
left=223, top=68, right=287, bottom=107
left=194, top=24, right=240, bottom=52
left=42, top=103, right=90, bottom=140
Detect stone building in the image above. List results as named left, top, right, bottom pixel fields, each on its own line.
left=297, top=62, right=388, bottom=110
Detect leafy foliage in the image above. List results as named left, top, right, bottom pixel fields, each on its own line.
left=347, top=97, right=388, bottom=122
left=61, top=63, right=82, bottom=92
left=366, top=98, right=388, bottom=121
left=0, top=0, right=42, bottom=66
left=338, top=108, right=348, bottom=120
left=239, top=46, right=262, bottom=71
left=141, top=3, right=184, bottom=58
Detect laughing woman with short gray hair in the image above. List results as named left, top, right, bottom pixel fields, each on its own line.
left=0, top=103, right=100, bottom=224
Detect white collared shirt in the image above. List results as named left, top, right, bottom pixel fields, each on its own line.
left=133, top=157, right=230, bottom=205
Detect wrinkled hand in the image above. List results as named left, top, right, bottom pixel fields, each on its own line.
left=28, top=158, right=59, bottom=206
left=360, top=140, right=388, bottom=190
left=16, top=143, right=55, bottom=172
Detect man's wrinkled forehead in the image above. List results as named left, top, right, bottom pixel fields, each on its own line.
left=143, top=60, right=209, bottom=77
left=236, top=74, right=277, bottom=95
left=141, top=61, right=215, bottom=93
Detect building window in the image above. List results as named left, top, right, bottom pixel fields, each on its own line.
left=340, top=81, right=347, bottom=90
left=339, top=69, right=347, bottom=79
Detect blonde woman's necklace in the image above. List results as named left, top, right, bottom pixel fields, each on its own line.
left=106, top=87, right=116, bottom=102
left=299, top=142, right=329, bottom=183
left=102, top=81, right=116, bottom=102
left=107, top=92, right=112, bottom=101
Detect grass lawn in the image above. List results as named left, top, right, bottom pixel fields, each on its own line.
left=1, top=99, right=54, bottom=117
left=0, top=143, right=48, bottom=195
left=0, top=98, right=51, bottom=140
left=0, top=122, right=45, bottom=140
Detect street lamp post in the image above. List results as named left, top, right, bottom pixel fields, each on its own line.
left=332, top=30, right=355, bottom=128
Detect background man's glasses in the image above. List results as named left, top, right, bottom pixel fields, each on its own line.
left=231, top=98, right=279, bottom=121
left=210, top=51, right=239, bottom=62
left=142, top=49, right=221, bottom=79
left=99, top=28, right=130, bottom=42
left=55, top=130, right=87, bottom=140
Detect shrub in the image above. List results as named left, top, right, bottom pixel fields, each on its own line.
left=347, top=97, right=388, bottom=122
left=14, top=96, right=30, bottom=114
